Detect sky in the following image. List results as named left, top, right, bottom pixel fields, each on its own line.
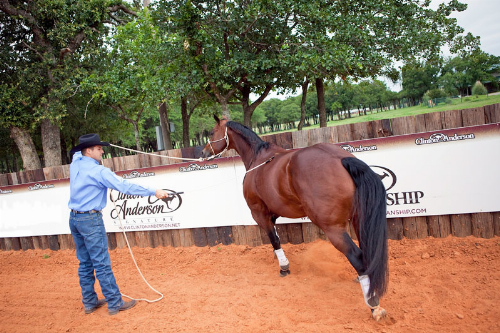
left=264, top=0, right=500, bottom=98
left=442, top=0, right=500, bottom=57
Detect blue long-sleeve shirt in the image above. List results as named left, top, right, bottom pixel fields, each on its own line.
left=68, top=152, right=155, bottom=211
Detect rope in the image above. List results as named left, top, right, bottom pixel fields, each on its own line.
left=109, top=143, right=204, bottom=162
left=110, top=192, right=163, bottom=303
left=245, top=156, right=275, bottom=174
left=104, top=139, right=231, bottom=303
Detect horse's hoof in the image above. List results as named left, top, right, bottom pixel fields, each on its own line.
left=371, top=306, right=387, bottom=321
left=279, top=269, right=290, bottom=277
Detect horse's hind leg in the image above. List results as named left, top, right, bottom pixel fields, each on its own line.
left=323, top=227, right=386, bottom=320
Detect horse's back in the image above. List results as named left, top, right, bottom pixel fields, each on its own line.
left=290, top=143, right=355, bottom=172
left=300, top=142, right=354, bottom=159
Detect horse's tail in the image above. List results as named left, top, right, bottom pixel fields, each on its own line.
left=341, top=157, right=388, bottom=297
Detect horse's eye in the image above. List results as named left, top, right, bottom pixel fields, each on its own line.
left=209, top=131, right=214, bottom=136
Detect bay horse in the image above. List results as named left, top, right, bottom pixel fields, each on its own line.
left=201, top=115, right=388, bottom=320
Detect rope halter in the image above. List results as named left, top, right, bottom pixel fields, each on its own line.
left=206, top=126, right=229, bottom=161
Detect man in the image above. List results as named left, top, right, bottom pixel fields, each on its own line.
left=68, top=133, right=169, bottom=315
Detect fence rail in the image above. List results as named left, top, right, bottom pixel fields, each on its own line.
left=1, top=104, right=500, bottom=252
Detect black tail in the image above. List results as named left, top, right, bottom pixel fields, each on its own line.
left=341, top=157, right=388, bottom=297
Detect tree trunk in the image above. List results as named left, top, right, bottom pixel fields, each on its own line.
left=4, top=155, right=10, bottom=173
left=10, top=126, right=42, bottom=170
left=12, top=141, right=19, bottom=172
left=60, top=134, right=69, bottom=165
left=181, top=96, right=190, bottom=148
left=41, top=119, right=62, bottom=167
left=132, top=122, right=141, bottom=151
left=219, top=99, right=230, bottom=120
left=158, top=101, right=173, bottom=150
left=239, top=81, right=273, bottom=128
left=298, top=78, right=309, bottom=131
left=316, top=78, right=327, bottom=128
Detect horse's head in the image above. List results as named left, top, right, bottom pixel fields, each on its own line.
left=201, top=114, right=230, bottom=159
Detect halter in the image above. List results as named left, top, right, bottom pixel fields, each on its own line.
left=206, top=126, right=229, bottom=161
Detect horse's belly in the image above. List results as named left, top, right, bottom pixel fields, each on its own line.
left=264, top=195, right=306, bottom=219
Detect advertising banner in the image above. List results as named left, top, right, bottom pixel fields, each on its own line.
left=1, top=123, right=499, bottom=237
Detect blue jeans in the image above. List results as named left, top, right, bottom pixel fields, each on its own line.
left=69, top=211, right=124, bottom=312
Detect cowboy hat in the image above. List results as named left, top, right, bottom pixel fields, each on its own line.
left=70, top=133, right=110, bottom=154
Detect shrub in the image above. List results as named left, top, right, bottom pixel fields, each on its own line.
left=471, top=81, right=487, bottom=96
left=427, top=88, right=447, bottom=99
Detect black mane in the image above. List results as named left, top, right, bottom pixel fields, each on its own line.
left=226, top=121, right=270, bottom=155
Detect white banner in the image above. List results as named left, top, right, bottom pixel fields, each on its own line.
left=1, top=124, right=499, bottom=237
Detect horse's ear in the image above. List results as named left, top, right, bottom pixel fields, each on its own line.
left=213, top=114, right=220, bottom=125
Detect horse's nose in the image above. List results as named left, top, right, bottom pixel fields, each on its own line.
left=200, top=148, right=211, bottom=158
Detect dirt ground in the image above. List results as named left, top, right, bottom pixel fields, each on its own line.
left=0, top=235, right=499, bottom=333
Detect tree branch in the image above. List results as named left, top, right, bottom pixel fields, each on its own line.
left=0, top=0, right=52, bottom=53
left=239, top=16, right=260, bottom=37
left=249, top=83, right=274, bottom=108
left=109, top=104, right=133, bottom=124
left=107, top=4, right=138, bottom=16
left=21, top=41, right=44, bottom=60
left=107, top=4, right=137, bottom=25
left=108, top=12, right=127, bottom=25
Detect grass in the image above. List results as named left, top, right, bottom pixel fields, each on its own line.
left=267, top=93, right=500, bottom=134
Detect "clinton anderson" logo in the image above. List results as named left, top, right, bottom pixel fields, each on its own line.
left=109, top=189, right=183, bottom=220
left=415, top=132, right=475, bottom=145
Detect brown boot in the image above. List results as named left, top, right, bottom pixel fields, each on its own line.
left=109, top=299, right=137, bottom=315
left=85, top=299, right=106, bottom=314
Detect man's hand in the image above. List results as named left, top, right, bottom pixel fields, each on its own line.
left=155, top=189, right=170, bottom=199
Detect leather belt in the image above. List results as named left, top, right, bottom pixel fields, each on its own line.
left=71, top=209, right=101, bottom=214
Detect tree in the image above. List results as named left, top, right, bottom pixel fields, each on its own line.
left=401, top=61, right=441, bottom=105
left=440, top=51, right=500, bottom=95
left=437, top=72, right=459, bottom=96
left=155, top=0, right=309, bottom=126
left=0, top=0, right=137, bottom=169
left=283, top=0, right=475, bottom=126
left=83, top=10, right=170, bottom=151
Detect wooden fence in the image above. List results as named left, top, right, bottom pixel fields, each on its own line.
left=1, top=104, right=500, bottom=252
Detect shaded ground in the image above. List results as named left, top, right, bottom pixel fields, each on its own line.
left=0, top=236, right=499, bottom=333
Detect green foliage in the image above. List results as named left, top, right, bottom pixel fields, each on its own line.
left=401, top=61, right=441, bottom=103
left=0, top=0, right=128, bottom=127
left=440, top=50, right=500, bottom=95
left=1, top=0, right=490, bottom=161
left=81, top=10, right=173, bottom=148
left=471, top=81, right=487, bottom=96
left=427, top=88, right=448, bottom=100
left=0, top=0, right=139, bottom=164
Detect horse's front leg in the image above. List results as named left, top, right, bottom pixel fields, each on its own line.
left=270, top=217, right=290, bottom=277
left=252, top=211, right=290, bottom=277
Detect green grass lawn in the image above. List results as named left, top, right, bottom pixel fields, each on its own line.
left=266, top=93, right=500, bottom=134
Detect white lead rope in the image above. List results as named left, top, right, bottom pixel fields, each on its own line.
left=106, top=133, right=231, bottom=303
left=109, top=143, right=205, bottom=162
left=109, top=126, right=230, bottom=163
left=245, top=156, right=275, bottom=174
left=110, top=193, right=163, bottom=303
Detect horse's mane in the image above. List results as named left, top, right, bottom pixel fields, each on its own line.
left=226, top=121, right=270, bottom=155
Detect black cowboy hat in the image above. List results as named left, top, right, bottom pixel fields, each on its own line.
left=70, top=133, right=110, bottom=154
